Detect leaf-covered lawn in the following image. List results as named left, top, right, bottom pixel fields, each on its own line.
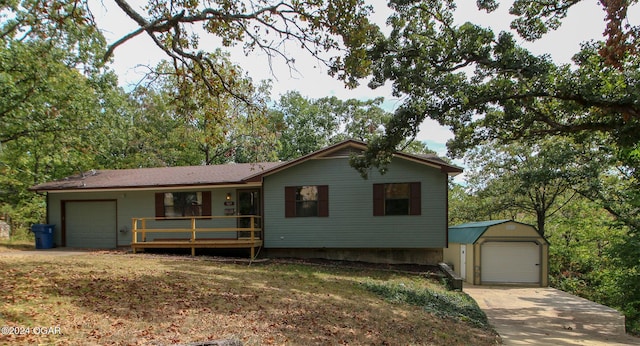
left=0, top=252, right=499, bottom=345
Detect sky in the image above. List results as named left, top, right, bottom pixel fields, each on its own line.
left=92, top=0, right=639, bottom=160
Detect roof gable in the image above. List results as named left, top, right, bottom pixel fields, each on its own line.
left=244, top=139, right=463, bottom=181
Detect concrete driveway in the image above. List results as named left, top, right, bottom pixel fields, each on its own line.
left=465, top=286, right=639, bottom=345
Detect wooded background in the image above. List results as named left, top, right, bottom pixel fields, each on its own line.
left=1, top=0, right=638, bottom=334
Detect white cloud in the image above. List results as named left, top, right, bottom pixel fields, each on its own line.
left=416, top=119, right=453, bottom=148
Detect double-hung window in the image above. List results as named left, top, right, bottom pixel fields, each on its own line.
left=285, top=185, right=329, bottom=217
left=155, top=191, right=212, bottom=218
left=373, top=182, right=421, bottom=216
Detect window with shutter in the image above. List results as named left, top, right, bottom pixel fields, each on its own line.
left=373, top=182, right=421, bottom=216
left=284, top=185, right=329, bottom=217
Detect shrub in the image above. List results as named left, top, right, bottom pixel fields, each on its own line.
left=362, top=281, right=492, bottom=330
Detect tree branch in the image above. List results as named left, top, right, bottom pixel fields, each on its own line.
left=103, top=27, right=146, bottom=60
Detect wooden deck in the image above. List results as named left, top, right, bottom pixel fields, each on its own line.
left=130, top=216, right=262, bottom=258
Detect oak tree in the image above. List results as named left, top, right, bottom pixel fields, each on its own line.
left=354, top=0, right=639, bottom=172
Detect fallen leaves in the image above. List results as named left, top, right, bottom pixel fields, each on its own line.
left=0, top=253, right=499, bottom=345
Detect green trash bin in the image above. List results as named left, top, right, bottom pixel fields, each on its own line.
left=31, top=224, right=55, bottom=249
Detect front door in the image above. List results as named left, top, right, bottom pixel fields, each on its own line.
left=237, top=189, right=261, bottom=239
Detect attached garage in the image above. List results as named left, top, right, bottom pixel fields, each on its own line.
left=443, top=220, right=549, bottom=287
left=62, top=200, right=118, bottom=248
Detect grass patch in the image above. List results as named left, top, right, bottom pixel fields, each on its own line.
left=0, top=253, right=499, bottom=345
left=0, top=238, right=34, bottom=252
left=362, top=280, right=492, bottom=329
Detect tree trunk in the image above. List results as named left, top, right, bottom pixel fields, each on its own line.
left=536, top=211, right=546, bottom=237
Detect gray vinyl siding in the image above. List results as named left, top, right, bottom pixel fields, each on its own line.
left=263, top=157, right=448, bottom=249
left=46, top=188, right=238, bottom=248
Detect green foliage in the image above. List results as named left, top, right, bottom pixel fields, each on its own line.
left=271, top=91, right=396, bottom=160
left=106, top=0, right=380, bottom=92
left=0, top=193, right=42, bottom=240
left=449, top=133, right=640, bottom=332
left=0, top=0, right=386, bottom=232
left=369, top=0, right=640, bottom=334
left=462, top=137, right=600, bottom=236
left=270, top=92, right=343, bottom=160
left=604, top=223, right=640, bottom=334
left=0, top=1, right=134, bottom=230
left=577, top=142, right=640, bottom=232
left=362, top=280, right=492, bottom=330
left=546, top=198, right=621, bottom=292
left=271, top=91, right=436, bottom=163
left=543, top=195, right=640, bottom=334
left=448, top=183, right=516, bottom=225
left=123, top=54, right=280, bottom=166
left=404, top=141, right=437, bottom=156
left=356, top=0, right=640, bottom=175
left=0, top=40, right=107, bottom=145
left=509, top=0, right=572, bottom=40
left=1, top=0, right=107, bottom=70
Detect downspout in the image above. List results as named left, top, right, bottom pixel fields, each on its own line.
left=445, top=175, right=449, bottom=248
left=46, top=192, right=50, bottom=224
left=261, top=176, right=266, bottom=249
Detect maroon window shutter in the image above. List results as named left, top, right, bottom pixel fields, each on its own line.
left=201, top=191, right=212, bottom=216
left=373, top=184, right=385, bottom=216
left=285, top=186, right=296, bottom=218
left=318, top=185, right=329, bottom=217
left=410, top=182, right=422, bottom=215
left=155, top=193, right=165, bottom=218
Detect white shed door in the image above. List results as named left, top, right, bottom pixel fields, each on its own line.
left=65, top=201, right=117, bottom=248
left=481, top=242, right=540, bottom=284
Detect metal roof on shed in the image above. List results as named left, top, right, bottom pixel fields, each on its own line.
left=448, top=220, right=512, bottom=244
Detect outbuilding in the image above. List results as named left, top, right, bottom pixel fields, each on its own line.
left=443, top=220, right=549, bottom=286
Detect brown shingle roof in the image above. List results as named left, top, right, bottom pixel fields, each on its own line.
left=31, top=140, right=463, bottom=192
left=31, top=162, right=283, bottom=191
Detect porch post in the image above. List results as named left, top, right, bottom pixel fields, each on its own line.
left=191, top=217, right=197, bottom=256
left=131, top=218, right=137, bottom=254
left=190, top=217, right=196, bottom=242
left=250, top=216, right=255, bottom=242
left=250, top=216, right=255, bottom=259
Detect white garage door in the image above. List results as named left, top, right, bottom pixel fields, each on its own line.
left=481, top=242, right=540, bottom=284
left=65, top=201, right=117, bottom=248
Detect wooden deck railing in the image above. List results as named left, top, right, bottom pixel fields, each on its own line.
left=130, top=215, right=262, bottom=258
